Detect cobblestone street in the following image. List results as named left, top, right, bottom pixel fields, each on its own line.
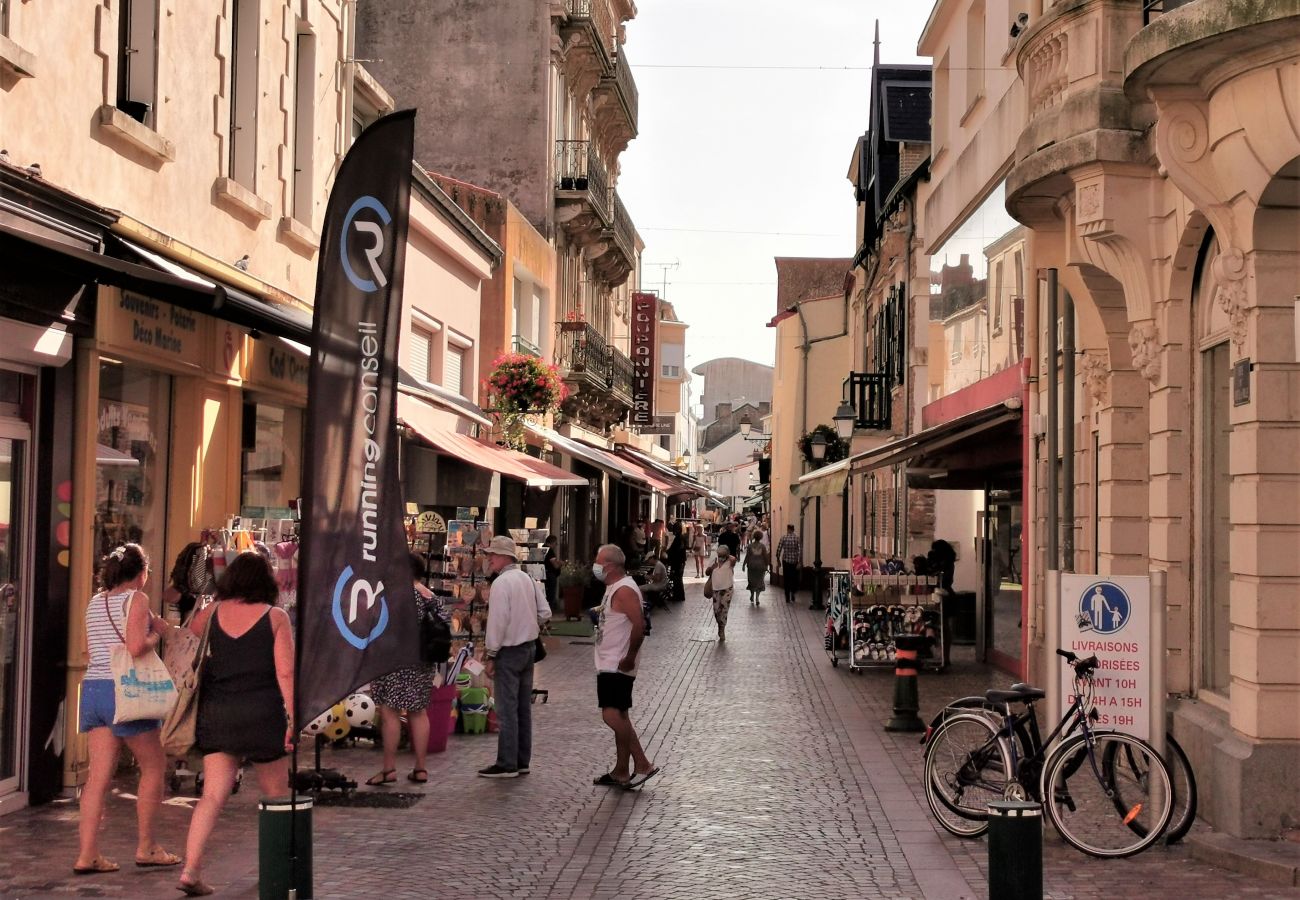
left=1, top=579, right=1296, bottom=899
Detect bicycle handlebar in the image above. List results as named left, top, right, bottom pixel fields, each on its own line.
left=1056, top=648, right=1099, bottom=674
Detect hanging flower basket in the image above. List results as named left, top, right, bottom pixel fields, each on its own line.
left=486, top=353, right=568, bottom=451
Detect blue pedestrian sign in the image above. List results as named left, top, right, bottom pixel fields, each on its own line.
left=1076, top=581, right=1131, bottom=634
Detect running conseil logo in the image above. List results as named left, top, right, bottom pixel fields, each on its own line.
left=340, top=195, right=392, bottom=293
left=331, top=565, right=389, bottom=649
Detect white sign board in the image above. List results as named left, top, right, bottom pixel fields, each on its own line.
left=1059, top=574, right=1151, bottom=741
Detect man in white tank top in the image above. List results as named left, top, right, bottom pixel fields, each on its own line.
left=591, top=544, right=659, bottom=790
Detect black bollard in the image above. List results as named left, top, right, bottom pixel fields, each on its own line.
left=885, top=634, right=927, bottom=732
left=988, top=800, right=1043, bottom=900
left=259, top=795, right=313, bottom=899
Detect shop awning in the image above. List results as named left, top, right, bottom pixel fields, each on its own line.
left=398, top=395, right=586, bottom=488
left=614, top=446, right=712, bottom=497
left=847, top=400, right=1022, bottom=489
left=396, top=367, right=493, bottom=429
left=524, top=424, right=651, bottom=489
left=604, top=452, right=678, bottom=494
left=795, top=457, right=850, bottom=497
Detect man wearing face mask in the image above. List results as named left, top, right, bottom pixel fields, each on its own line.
left=479, top=536, right=550, bottom=779
left=590, top=544, right=659, bottom=790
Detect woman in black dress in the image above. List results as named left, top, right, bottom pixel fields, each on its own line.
left=366, top=551, right=447, bottom=786
left=178, top=552, right=294, bottom=896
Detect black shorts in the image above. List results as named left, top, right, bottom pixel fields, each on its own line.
left=596, top=672, right=635, bottom=711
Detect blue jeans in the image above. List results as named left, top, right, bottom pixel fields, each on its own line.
left=493, top=642, right=535, bottom=770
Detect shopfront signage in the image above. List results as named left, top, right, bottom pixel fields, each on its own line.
left=101, top=291, right=209, bottom=369
left=245, top=337, right=309, bottom=398
left=636, top=415, right=675, bottom=435
left=1058, top=574, right=1151, bottom=741
left=630, top=291, right=657, bottom=426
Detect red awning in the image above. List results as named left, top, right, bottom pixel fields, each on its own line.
left=397, top=394, right=587, bottom=489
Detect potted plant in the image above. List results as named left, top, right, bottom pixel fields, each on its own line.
left=559, top=309, right=587, bottom=332
left=558, top=562, right=589, bottom=621
left=560, top=175, right=575, bottom=190
left=797, top=424, right=850, bottom=468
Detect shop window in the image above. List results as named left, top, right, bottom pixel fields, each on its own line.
left=94, top=360, right=171, bottom=604
left=228, top=0, right=260, bottom=189
left=241, top=402, right=304, bottom=518
left=116, top=0, right=159, bottom=126
left=290, top=23, right=316, bottom=223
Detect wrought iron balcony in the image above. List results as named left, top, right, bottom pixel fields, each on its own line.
left=562, top=0, right=615, bottom=64
left=554, top=321, right=635, bottom=412
left=844, top=372, right=893, bottom=431
left=608, top=190, right=636, bottom=266
left=599, top=47, right=639, bottom=136
left=555, top=139, right=611, bottom=223
left=511, top=334, right=541, bottom=358
left=1142, top=0, right=1192, bottom=25
left=608, top=344, right=634, bottom=402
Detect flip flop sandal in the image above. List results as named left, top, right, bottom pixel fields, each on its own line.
left=365, top=769, right=397, bottom=786
left=73, top=856, right=120, bottom=875
left=407, top=768, right=428, bottom=783
left=592, top=772, right=628, bottom=787
left=177, top=875, right=215, bottom=896
left=136, top=849, right=182, bottom=867
left=623, top=767, right=661, bottom=790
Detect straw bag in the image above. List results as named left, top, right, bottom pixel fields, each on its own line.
left=160, top=604, right=218, bottom=757
left=105, top=594, right=178, bottom=724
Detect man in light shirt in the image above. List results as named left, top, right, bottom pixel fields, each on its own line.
left=590, top=544, right=659, bottom=790
left=479, top=536, right=550, bottom=779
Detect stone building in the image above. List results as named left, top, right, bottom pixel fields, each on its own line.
left=690, top=357, right=774, bottom=425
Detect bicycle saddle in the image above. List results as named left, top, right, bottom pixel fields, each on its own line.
left=985, top=683, right=1046, bottom=704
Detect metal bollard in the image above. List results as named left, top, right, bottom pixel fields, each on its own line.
left=987, top=800, right=1043, bottom=900
left=258, top=795, right=313, bottom=900
left=884, top=634, right=927, bottom=732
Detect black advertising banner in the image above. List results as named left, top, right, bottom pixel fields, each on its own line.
left=296, top=110, right=420, bottom=728
left=630, top=291, right=657, bottom=425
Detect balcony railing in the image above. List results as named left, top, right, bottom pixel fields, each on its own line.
left=845, top=372, right=892, bottom=431
left=608, top=345, right=634, bottom=400
left=1142, top=0, right=1192, bottom=24
left=608, top=190, right=636, bottom=263
left=606, top=48, right=639, bottom=131
left=512, top=334, right=541, bottom=357
left=564, top=0, right=615, bottom=60
left=555, top=140, right=611, bottom=222
left=554, top=321, right=635, bottom=405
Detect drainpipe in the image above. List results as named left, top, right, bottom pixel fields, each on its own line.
left=1022, top=237, right=1039, bottom=680
left=1061, top=289, right=1075, bottom=573
left=1046, top=268, right=1059, bottom=571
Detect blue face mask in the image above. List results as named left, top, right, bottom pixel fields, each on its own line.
left=592, top=563, right=605, bottom=581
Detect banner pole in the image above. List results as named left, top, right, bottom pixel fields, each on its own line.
left=288, top=741, right=298, bottom=900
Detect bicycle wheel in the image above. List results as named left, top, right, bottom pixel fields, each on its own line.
left=923, top=713, right=1013, bottom=837
left=1043, top=731, right=1174, bottom=858
left=1103, top=734, right=1198, bottom=844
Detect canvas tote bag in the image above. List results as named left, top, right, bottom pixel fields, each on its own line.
left=160, top=603, right=218, bottom=757
left=106, top=594, right=178, bottom=723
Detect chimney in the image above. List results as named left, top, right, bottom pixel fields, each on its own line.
left=715, top=402, right=732, bottom=421
left=758, top=401, right=771, bottom=416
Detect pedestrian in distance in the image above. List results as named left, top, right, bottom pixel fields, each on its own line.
left=706, top=546, right=736, bottom=642
left=590, top=545, right=659, bottom=790
left=776, top=524, right=802, bottom=604
left=366, top=551, right=448, bottom=787
left=74, top=543, right=180, bottom=877
left=179, top=551, right=295, bottom=896
left=691, top=524, right=708, bottom=578
left=665, top=521, right=688, bottom=603
left=542, top=535, right=562, bottom=612
left=479, top=536, right=550, bottom=778
left=718, top=522, right=741, bottom=562
left=743, top=531, right=768, bottom=606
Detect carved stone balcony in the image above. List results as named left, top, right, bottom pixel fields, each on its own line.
left=590, top=190, right=636, bottom=287
left=554, top=0, right=616, bottom=101
left=592, top=47, right=638, bottom=154
left=554, top=321, right=633, bottom=428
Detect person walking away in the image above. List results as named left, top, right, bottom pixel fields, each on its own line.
left=75, top=543, right=180, bottom=876
left=776, top=525, right=802, bottom=604
left=665, top=522, right=688, bottom=603
left=718, top=522, right=741, bottom=562
left=542, top=535, right=561, bottom=612
left=590, top=545, right=659, bottom=789
left=691, top=524, right=708, bottom=578
left=179, top=552, right=295, bottom=896
left=743, top=532, right=768, bottom=606
left=479, top=536, right=549, bottom=778
left=366, top=551, right=448, bottom=786
left=706, top=547, right=736, bottom=642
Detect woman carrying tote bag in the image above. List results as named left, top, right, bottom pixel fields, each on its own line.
left=74, top=543, right=180, bottom=875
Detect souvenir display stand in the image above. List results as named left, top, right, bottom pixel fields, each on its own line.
left=847, top=573, right=945, bottom=672
left=824, top=571, right=852, bottom=668
left=509, top=528, right=552, bottom=584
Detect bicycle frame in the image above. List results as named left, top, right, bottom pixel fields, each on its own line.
left=990, top=669, right=1101, bottom=798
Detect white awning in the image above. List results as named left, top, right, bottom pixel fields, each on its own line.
left=525, top=423, right=650, bottom=488
left=795, top=457, right=850, bottom=497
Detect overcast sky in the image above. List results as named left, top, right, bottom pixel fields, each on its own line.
left=616, top=2, right=937, bottom=410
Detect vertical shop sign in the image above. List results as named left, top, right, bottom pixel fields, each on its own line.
left=296, top=110, right=421, bottom=729
left=630, top=292, right=657, bottom=426
left=1058, top=574, right=1151, bottom=741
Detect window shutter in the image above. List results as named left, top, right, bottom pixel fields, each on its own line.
left=410, top=327, right=432, bottom=382
left=445, top=346, right=465, bottom=396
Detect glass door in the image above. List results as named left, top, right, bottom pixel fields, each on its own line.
left=982, top=492, right=1023, bottom=668
left=0, top=425, right=29, bottom=796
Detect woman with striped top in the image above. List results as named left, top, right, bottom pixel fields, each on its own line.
left=74, top=542, right=180, bottom=876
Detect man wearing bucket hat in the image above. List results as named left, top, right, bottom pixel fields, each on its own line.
left=479, top=535, right=550, bottom=779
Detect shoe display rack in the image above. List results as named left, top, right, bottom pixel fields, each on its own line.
left=845, top=574, right=945, bottom=672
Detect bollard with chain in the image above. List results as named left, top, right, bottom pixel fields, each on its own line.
left=988, top=800, right=1043, bottom=900
left=884, top=634, right=927, bottom=732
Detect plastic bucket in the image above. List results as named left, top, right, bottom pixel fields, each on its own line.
left=425, top=684, right=458, bottom=754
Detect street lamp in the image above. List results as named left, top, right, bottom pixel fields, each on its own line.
left=739, top=413, right=767, bottom=444
left=810, top=432, right=828, bottom=611
left=833, top=400, right=856, bottom=441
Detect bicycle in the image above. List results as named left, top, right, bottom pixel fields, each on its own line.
left=921, top=649, right=1176, bottom=858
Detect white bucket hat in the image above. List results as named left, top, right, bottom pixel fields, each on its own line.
left=483, top=535, right=519, bottom=558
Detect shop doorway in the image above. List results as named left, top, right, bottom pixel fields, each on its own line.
left=0, top=420, right=31, bottom=805
left=979, top=491, right=1022, bottom=673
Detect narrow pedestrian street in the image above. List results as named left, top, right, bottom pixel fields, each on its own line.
left=0, top=579, right=1294, bottom=900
